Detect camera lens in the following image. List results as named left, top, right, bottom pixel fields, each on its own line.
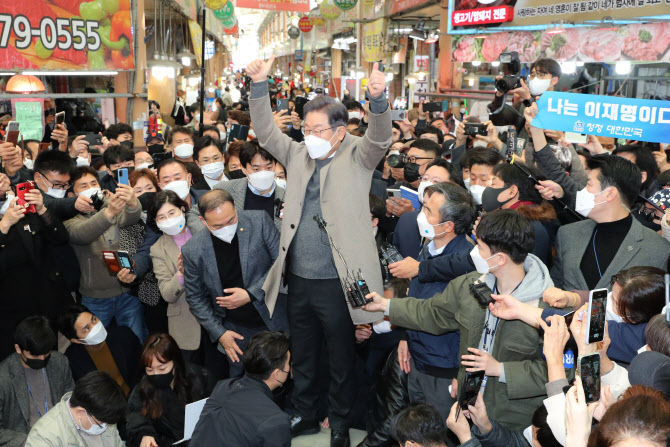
left=387, top=153, right=406, bottom=168
left=495, top=77, right=511, bottom=93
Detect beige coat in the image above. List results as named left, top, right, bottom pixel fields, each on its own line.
left=250, top=88, right=391, bottom=325
left=150, top=233, right=201, bottom=350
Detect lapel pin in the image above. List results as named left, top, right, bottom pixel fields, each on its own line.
left=240, top=228, right=243, bottom=232
left=627, top=246, right=633, bottom=251
left=23, top=224, right=31, bottom=232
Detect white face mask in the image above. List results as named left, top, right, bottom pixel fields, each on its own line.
left=80, top=321, right=107, bottom=345
left=201, top=161, right=225, bottom=180
left=79, top=412, right=108, bottom=436
left=416, top=210, right=448, bottom=240
left=46, top=187, right=67, bottom=199
left=605, top=292, right=624, bottom=323
left=417, top=181, right=433, bottom=204
left=136, top=162, right=152, bottom=171
left=195, top=114, right=201, bottom=122
left=304, top=130, right=340, bottom=159
left=348, top=111, right=361, bottom=120
left=78, top=187, right=101, bottom=200
left=206, top=220, right=238, bottom=243
left=575, top=187, right=608, bottom=218
left=472, top=140, right=489, bottom=149
left=23, top=159, right=34, bottom=170
left=528, top=77, right=552, bottom=96
left=141, top=211, right=148, bottom=222
left=162, top=180, right=190, bottom=200
left=157, top=213, right=186, bottom=236
left=174, top=143, right=194, bottom=159
left=219, top=131, right=227, bottom=140
left=464, top=177, right=471, bottom=190
left=470, top=245, right=500, bottom=275
left=275, top=178, right=287, bottom=189
left=460, top=108, right=467, bottom=115
left=248, top=170, right=276, bottom=192
left=469, top=184, right=486, bottom=205
left=522, top=426, right=534, bottom=447
left=76, top=156, right=90, bottom=167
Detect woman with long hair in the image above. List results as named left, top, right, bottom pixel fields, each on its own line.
left=126, top=334, right=213, bottom=447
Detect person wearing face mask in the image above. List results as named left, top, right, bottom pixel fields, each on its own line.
left=364, top=210, right=554, bottom=432
left=246, top=57, right=391, bottom=446
left=0, top=316, right=74, bottom=446
left=104, top=123, right=134, bottom=148
left=274, top=162, right=287, bottom=189
left=167, top=126, right=196, bottom=163
left=21, top=139, right=41, bottom=171
left=25, top=370, right=126, bottom=447
left=64, top=167, right=146, bottom=344
left=59, top=305, right=142, bottom=395
left=182, top=190, right=288, bottom=380
left=200, top=141, right=285, bottom=230
left=190, top=331, right=292, bottom=447
left=126, top=334, right=213, bottom=447
left=192, top=135, right=228, bottom=191
left=458, top=148, right=504, bottom=206
left=145, top=134, right=166, bottom=157
left=100, top=145, right=135, bottom=193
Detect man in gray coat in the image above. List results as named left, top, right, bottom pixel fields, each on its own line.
left=182, top=189, right=288, bottom=378
left=246, top=57, right=391, bottom=446
left=0, top=316, right=74, bottom=447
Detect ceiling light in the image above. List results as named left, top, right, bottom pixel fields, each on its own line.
left=425, top=30, right=440, bottom=44
left=468, top=77, right=475, bottom=87
left=491, top=61, right=500, bottom=67
left=471, top=61, right=481, bottom=66
left=6, top=75, right=45, bottom=93
left=615, top=61, right=631, bottom=75
left=181, top=56, right=191, bottom=66
left=407, top=77, right=417, bottom=85
left=546, top=21, right=566, bottom=35
left=22, top=71, right=119, bottom=76
left=409, top=29, right=426, bottom=40
left=576, top=61, right=585, bottom=67
left=0, top=72, right=15, bottom=76
left=385, top=72, right=394, bottom=81
left=561, top=61, right=576, bottom=74
left=290, top=15, right=300, bottom=27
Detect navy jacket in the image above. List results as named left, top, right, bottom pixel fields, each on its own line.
left=392, top=210, right=422, bottom=260
left=407, top=234, right=472, bottom=376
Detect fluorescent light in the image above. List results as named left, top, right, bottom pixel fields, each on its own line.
left=468, top=77, right=475, bottom=87
left=576, top=61, right=585, bottom=67
left=407, top=77, right=417, bottom=85
left=471, top=61, right=481, bottom=67
left=615, top=61, right=631, bottom=75
left=0, top=72, right=15, bottom=76
left=385, top=72, right=394, bottom=81
left=561, top=61, right=576, bottom=74
left=409, top=29, right=426, bottom=41
left=22, top=71, right=119, bottom=76
left=491, top=61, right=500, bottom=67
left=181, top=56, right=191, bottom=66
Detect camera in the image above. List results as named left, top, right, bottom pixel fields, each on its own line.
left=469, top=279, right=494, bottom=307
left=91, top=191, right=105, bottom=211
left=495, top=52, right=522, bottom=94
left=464, top=123, right=488, bottom=137
left=274, top=198, right=284, bottom=219
left=387, top=152, right=407, bottom=168
left=379, top=242, right=404, bottom=265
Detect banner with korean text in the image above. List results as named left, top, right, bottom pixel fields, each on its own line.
left=0, top=0, right=134, bottom=70
left=532, top=92, right=670, bottom=144
left=234, top=0, right=310, bottom=13
left=362, top=18, right=386, bottom=62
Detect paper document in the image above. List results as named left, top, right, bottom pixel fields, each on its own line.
left=400, top=186, right=421, bottom=210
left=173, top=398, right=208, bottom=444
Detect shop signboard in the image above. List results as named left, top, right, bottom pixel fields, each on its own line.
left=234, top=0, right=310, bottom=13
left=450, top=0, right=669, bottom=31
left=188, top=19, right=203, bottom=67
left=335, top=0, right=358, bottom=11
left=452, top=22, right=670, bottom=63
left=362, top=18, right=386, bottom=62
left=298, top=17, right=313, bottom=33
left=11, top=99, right=44, bottom=141
left=452, top=6, right=514, bottom=27
left=413, top=55, right=429, bottom=72
left=288, top=26, right=300, bottom=39
left=0, top=1, right=135, bottom=70
left=213, top=1, right=235, bottom=21
left=295, top=50, right=303, bottom=61
left=176, top=0, right=198, bottom=21
left=532, top=91, right=670, bottom=143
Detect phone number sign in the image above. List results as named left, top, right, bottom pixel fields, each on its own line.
left=533, top=92, right=670, bottom=144
left=0, top=1, right=134, bottom=71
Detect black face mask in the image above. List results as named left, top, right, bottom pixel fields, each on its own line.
left=21, top=353, right=51, bottom=370
left=148, top=144, right=165, bottom=155
left=228, top=169, right=246, bottom=180
left=147, top=369, right=174, bottom=388
left=111, top=166, right=135, bottom=182
left=403, top=163, right=421, bottom=183
left=481, top=186, right=515, bottom=213
left=138, top=192, right=157, bottom=211
left=120, top=140, right=134, bottom=150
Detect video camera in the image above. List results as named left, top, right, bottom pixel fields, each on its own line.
left=495, top=52, right=522, bottom=94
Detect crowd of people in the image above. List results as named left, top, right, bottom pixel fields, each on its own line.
left=0, top=54, right=669, bottom=447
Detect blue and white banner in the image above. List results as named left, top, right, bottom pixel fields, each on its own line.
left=532, top=92, right=670, bottom=144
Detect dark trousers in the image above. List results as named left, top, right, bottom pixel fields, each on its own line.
left=287, top=272, right=356, bottom=431
left=181, top=327, right=229, bottom=382
left=223, top=320, right=269, bottom=378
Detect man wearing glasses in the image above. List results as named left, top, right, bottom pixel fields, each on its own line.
left=246, top=56, right=391, bottom=447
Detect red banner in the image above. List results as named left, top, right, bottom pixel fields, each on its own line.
left=0, top=0, right=134, bottom=71
left=452, top=6, right=514, bottom=27
left=234, top=0, right=309, bottom=13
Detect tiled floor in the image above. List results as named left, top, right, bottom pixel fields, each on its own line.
left=291, top=428, right=367, bottom=446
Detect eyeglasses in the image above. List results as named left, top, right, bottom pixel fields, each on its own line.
left=528, top=71, right=550, bottom=80
left=39, top=173, right=69, bottom=190
left=407, top=156, right=434, bottom=164
left=300, top=125, right=339, bottom=137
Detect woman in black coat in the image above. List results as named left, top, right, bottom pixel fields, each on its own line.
left=0, top=190, right=72, bottom=359
left=126, top=333, right=214, bottom=447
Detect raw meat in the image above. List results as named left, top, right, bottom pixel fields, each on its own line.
left=579, top=29, right=623, bottom=61
left=507, top=32, right=538, bottom=62
left=622, top=23, right=670, bottom=61
left=482, top=32, right=509, bottom=62
left=541, top=28, right=582, bottom=61
left=454, top=36, right=478, bottom=62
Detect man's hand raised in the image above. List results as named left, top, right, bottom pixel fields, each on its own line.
left=246, top=56, right=276, bottom=83
left=367, top=62, right=386, bottom=99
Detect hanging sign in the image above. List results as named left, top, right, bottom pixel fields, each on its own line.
left=11, top=99, right=44, bottom=141
left=188, top=19, right=203, bottom=67
left=295, top=50, right=303, bottom=61
left=334, top=0, right=357, bottom=11
left=288, top=26, right=300, bottom=39
left=204, top=41, right=215, bottom=60
left=213, top=1, right=235, bottom=21
left=532, top=92, right=670, bottom=144
left=362, top=18, right=387, bottom=62
left=319, top=0, right=342, bottom=20
left=298, top=17, right=313, bottom=32
left=204, top=0, right=228, bottom=8
left=234, top=0, right=310, bottom=13
left=309, top=8, right=326, bottom=26
left=220, top=13, right=237, bottom=29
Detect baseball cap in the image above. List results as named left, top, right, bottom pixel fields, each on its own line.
left=628, top=350, right=670, bottom=399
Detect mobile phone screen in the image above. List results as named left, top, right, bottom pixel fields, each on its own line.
left=460, top=370, right=485, bottom=409
left=587, top=289, right=608, bottom=344
left=579, top=353, right=601, bottom=403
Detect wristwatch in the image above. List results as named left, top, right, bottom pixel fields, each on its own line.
left=523, top=97, right=535, bottom=108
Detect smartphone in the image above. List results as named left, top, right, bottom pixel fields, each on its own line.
left=152, top=152, right=173, bottom=167
left=387, top=188, right=402, bottom=200
left=562, top=310, right=576, bottom=327
left=391, top=110, right=407, bottom=121
left=55, top=111, right=65, bottom=126
left=39, top=143, right=52, bottom=152
left=117, top=168, right=130, bottom=186
left=665, top=274, right=669, bottom=326
left=84, top=134, right=102, bottom=146
left=16, top=181, right=36, bottom=213
left=464, top=123, right=488, bottom=136
left=456, top=370, right=485, bottom=419
left=276, top=98, right=288, bottom=113
left=565, top=132, right=588, bottom=144
left=116, top=250, right=135, bottom=274
left=577, top=352, right=601, bottom=403
left=423, top=102, right=442, bottom=113
left=229, top=124, right=249, bottom=143
left=5, top=121, right=19, bottom=146
left=294, top=96, right=308, bottom=119
left=585, top=288, right=608, bottom=344
left=102, top=251, right=121, bottom=274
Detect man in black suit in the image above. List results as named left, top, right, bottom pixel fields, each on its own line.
left=192, top=135, right=228, bottom=190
